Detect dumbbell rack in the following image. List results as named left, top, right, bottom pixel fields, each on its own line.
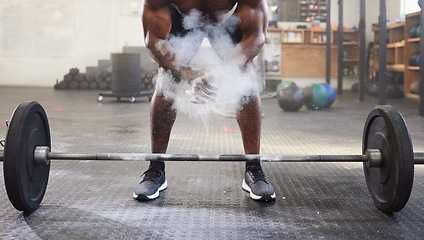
left=97, top=90, right=153, bottom=103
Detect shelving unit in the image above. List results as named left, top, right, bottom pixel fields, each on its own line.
left=373, top=22, right=405, bottom=72
left=310, top=29, right=331, bottom=44
left=334, top=29, right=359, bottom=76
left=298, top=0, right=328, bottom=22
left=265, top=27, right=357, bottom=78
left=282, top=29, right=304, bottom=43
left=404, top=12, right=420, bottom=99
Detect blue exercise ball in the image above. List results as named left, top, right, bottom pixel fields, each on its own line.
left=303, top=84, right=329, bottom=110
left=321, top=83, right=336, bottom=107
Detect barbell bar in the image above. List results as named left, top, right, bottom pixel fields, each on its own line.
left=2, top=147, right=424, bottom=163
left=0, top=147, right=421, bottom=163
left=0, top=101, right=420, bottom=214
left=0, top=146, right=376, bottom=163
left=2, top=148, right=420, bottom=164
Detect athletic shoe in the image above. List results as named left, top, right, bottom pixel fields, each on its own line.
left=133, top=168, right=167, bottom=201
left=242, top=165, right=276, bottom=201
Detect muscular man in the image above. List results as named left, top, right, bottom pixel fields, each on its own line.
left=133, top=0, right=276, bottom=201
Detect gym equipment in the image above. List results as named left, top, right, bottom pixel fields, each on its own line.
left=410, top=24, right=420, bottom=38
left=277, top=84, right=304, bottom=112
left=55, top=69, right=94, bottom=90
left=409, top=52, right=420, bottom=67
left=320, top=83, right=336, bottom=107
left=367, top=83, right=404, bottom=99
left=97, top=53, right=153, bottom=103
left=276, top=81, right=296, bottom=93
left=410, top=80, right=419, bottom=94
left=3, top=102, right=50, bottom=212
left=363, top=106, right=413, bottom=213
left=385, top=84, right=404, bottom=99
left=1, top=102, right=423, bottom=214
left=367, top=83, right=379, bottom=97
left=303, top=84, right=329, bottom=110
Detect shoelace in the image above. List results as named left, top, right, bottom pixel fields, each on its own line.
left=246, top=166, right=268, bottom=183
left=140, top=169, right=163, bottom=183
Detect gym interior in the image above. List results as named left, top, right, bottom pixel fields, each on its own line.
left=1, top=1, right=424, bottom=239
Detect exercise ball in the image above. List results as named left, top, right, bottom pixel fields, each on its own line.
left=367, top=83, right=379, bottom=97
left=303, top=84, right=329, bottom=110
left=277, top=84, right=304, bottom=112
left=416, top=24, right=421, bottom=38
left=410, top=24, right=420, bottom=38
left=410, top=80, right=419, bottom=94
left=409, top=52, right=420, bottom=66
left=385, top=84, right=403, bottom=99
left=276, top=80, right=296, bottom=93
left=321, top=83, right=336, bottom=107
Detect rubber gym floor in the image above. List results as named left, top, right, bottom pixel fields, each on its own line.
left=1, top=86, right=424, bottom=239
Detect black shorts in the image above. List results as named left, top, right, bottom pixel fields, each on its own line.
left=168, top=4, right=243, bottom=47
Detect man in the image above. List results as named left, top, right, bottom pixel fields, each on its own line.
left=133, top=0, right=276, bottom=202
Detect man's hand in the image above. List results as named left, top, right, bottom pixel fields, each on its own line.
left=186, top=71, right=218, bottom=104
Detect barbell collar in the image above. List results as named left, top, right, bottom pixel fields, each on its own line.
left=34, top=146, right=50, bottom=165
left=414, top=152, right=424, bottom=164
left=365, top=149, right=382, bottom=167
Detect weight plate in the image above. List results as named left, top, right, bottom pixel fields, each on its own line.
left=363, top=105, right=414, bottom=213
left=4, top=101, right=51, bottom=212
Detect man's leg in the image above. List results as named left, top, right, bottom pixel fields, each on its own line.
left=236, top=95, right=261, bottom=155
left=133, top=88, right=176, bottom=201
left=237, top=94, right=276, bottom=201
left=150, top=90, right=177, bottom=154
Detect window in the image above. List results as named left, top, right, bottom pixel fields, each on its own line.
left=401, top=0, right=421, bottom=17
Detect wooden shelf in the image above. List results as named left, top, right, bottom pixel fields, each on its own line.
left=373, top=22, right=405, bottom=31
left=343, top=29, right=357, bottom=33
left=406, top=11, right=421, bottom=18
left=343, top=41, right=358, bottom=46
left=343, top=59, right=358, bottom=62
left=405, top=93, right=419, bottom=99
left=374, top=44, right=404, bottom=49
left=310, top=28, right=331, bottom=44
left=407, top=38, right=420, bottom=43
left=387, top=64, right=405, bottom=72
left=282, top=29, right=304, bottom=43
left=387, top=42, right=405, bottom=48
left=403, top=11, right=421, bottom=98
left=264, top=27, right=357, bottom=78
left=388, top=22, right=405, bottom=29
left=372, top=19, right=408, bottom=96
left=407, top=66, right=420, bottom=71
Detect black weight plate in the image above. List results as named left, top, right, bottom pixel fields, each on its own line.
left=363, top=105, right=414, bottom=213
left=4, top=101, right=51, bottom=212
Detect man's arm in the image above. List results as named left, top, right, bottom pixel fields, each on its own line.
left=226, top=0, right=268, bottom=66
left=142, top=0, right=197, bottom=83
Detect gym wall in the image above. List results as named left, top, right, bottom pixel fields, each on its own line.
left=0, top=0, right=402, bottom=87
left=0, top=0, right=143, bottom=87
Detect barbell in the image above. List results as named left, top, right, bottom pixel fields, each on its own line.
left=0, top=101, right=423, bottom=214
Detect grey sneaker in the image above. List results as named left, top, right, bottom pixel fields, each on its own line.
left=133, top=168, right=167, bottom=201
left=242, top=165, right=276, bottom=201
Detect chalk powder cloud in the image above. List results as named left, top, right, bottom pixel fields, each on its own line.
left=151, top=9, right=262, bottom=129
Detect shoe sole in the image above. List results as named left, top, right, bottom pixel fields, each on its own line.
left=133, top=179, right=168, bottom=201
left=242, top=179, right=276, bottom=201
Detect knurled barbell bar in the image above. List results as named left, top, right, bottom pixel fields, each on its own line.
left=0, top=101, right=422, bottom=214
